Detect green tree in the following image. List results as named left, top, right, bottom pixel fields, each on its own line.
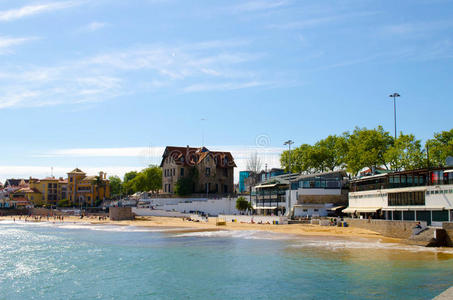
left=384, top=133, right=425, bottom=171
left=312, top=135, right=348, bottom=172
left=280, top=144, right=313, bottom=173
left=175, top=167, right=198, bottom=196
left=142, top=166, right=162, bottom=193
left=123, top=171, right=138, bottom=195
left=426, top=129, right=453, bottom=167
left=57, top=199, right=71, bottom=207
left=108, top=176, right=122, bottom=197
left=124, top=171, right=138, bottom=183
left=236, top=196, right=251, bottom=212
left=345, top=126, right=393, bottom=175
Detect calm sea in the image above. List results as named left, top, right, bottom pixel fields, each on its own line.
left=1, top=220, right=452, bottom=300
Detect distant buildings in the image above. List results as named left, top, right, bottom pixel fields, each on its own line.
left=160, top=146, right=236, bottom=195
left=0, top=168, right=110, bottom=208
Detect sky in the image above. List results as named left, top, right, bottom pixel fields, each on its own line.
left=0, top=0, right=452, bottom=183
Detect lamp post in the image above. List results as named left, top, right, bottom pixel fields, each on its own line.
left=284, top=140, right=294, bottom=173
left=284, top=140, right=294, bottom=217
left=389, top=93, right=400, bottom=141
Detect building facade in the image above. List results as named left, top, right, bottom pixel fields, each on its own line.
left=67, top=168, right=110, bottom=206
left=160, top=146, right=236, bottom=195
left=344, top=167, right=453, bottom=225
left=289, top=170, right=349, bottom=217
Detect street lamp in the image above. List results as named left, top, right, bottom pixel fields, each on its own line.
left=284, top=140, right=294, bottom=173
left=284, top=140, right=294, bottom=218
left=389, top=93, right=400, bottom=141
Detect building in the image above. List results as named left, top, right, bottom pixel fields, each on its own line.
left=27, top=177, right=68, bottom=206
left=289, top=170, right=349, bottom=217
left=252, top=173, right=297, bottom=216
left=344, top=167, right=453, bottom=225
left=252, top=170, right=349, bottom=217
left=258, top=168, right=285, bottom=182
left=160, top=146, right=236, bottom=195
left=4, top=169, right=109, bottom=207
left=67, top=168, right=110, bottom=206
left=239, top=171, right=252, bottom=193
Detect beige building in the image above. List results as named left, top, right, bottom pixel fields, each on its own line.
left=160, top=146, right=236, bottom=195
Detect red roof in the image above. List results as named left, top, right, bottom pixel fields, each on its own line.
left=160, top=146, right=236, bottom=168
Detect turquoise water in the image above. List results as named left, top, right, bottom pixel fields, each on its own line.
left=1, top=221, right=453, bottom=300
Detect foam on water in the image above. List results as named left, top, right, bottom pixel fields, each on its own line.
left=173, top=230, right=294, bottom=240
left=289, top=237, right=453, bottom=254
left=0, top=219, right=181, bottom=233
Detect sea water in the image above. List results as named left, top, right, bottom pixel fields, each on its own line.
left=1, top=220, right=452, bottom=300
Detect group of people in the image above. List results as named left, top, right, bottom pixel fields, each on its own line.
left=12, top=214, right=65, bottom=222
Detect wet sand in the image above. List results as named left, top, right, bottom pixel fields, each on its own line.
left=0, top=215, right=401, bottom=243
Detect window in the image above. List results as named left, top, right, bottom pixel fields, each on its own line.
left=223, top=168, right=228, bottom=177
left=205, top=168, right=211, bottom=176
left=180, top=168, right=184, bottom=177
left=388, top=191, right=425, bottom=206
left=314, top=209, right=319, bottom=212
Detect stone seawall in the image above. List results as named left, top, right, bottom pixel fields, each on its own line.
left=346, top=219, right=453, bottom=246
left=345, top=218, right=422, bottom=239
left=443, top=223, right=453, bottom=246
left=109, top=207, right=134, bottom=221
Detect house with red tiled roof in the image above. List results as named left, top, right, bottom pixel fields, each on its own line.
left=160, top=146, right=236, bottom=195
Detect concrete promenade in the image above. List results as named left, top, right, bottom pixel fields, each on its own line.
left=433, top=286, right=453, bottom=299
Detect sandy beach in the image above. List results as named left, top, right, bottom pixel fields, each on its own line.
left=0, top=215, right=402, bottom=243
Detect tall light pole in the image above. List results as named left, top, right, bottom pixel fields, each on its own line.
left=284, top=140, right=294, bottom=218
left=284, top=140, right=294, bottom=173
left=389, top=93, right=400, bottom=140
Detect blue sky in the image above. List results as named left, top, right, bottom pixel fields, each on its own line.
left=0, top=0, right=452, bottom=182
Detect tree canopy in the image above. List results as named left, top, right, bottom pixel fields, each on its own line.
left=236, top=196, right=251, bottom=212
left=117, top=166, right=162, bottom=196
left=280, top=126, right=452, bottom=176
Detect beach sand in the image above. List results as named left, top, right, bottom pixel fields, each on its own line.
left=0, top=215, right=401, bottom=243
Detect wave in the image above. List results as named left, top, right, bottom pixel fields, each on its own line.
left=0, top=220, right=180, bottom=233
left=289, top=238, right=453, bottom=254
left=173, top=230, right=291, bottom=240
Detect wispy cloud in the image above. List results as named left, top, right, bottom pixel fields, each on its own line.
left=78, top=21, right=108, bottom=32
left=381, top=20, right=453, bottom=37
left=183, top=81, right=269, bottom=92
left=0, top=1, right=81, bottom=22
left=0, top=36, right=38, bottom=53
left=269, top=11, right=379, bottom=29
left=232, top=0, right=289, bottom=12
left=0, top=39, right=273, bottom=109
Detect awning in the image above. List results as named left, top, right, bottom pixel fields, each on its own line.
left=255, top=184, right=278, bottom=189
left=342, top=207, right=381, bottom=213
left=382, top=206, right=445, bottom=211
left=328, top=206, right=346, bottom=211
left=252, top=205, right=277, bottom=210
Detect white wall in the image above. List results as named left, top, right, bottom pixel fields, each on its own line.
left=348, top=185, right=453, bottom=209
left=219, top=214, right=288, bottom=224
left=136, top=197, right=240, bottom=216
left=426, top=185, right=453, bottom=209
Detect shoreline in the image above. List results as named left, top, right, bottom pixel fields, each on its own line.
left=0, top=215, right=403, bottom=244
